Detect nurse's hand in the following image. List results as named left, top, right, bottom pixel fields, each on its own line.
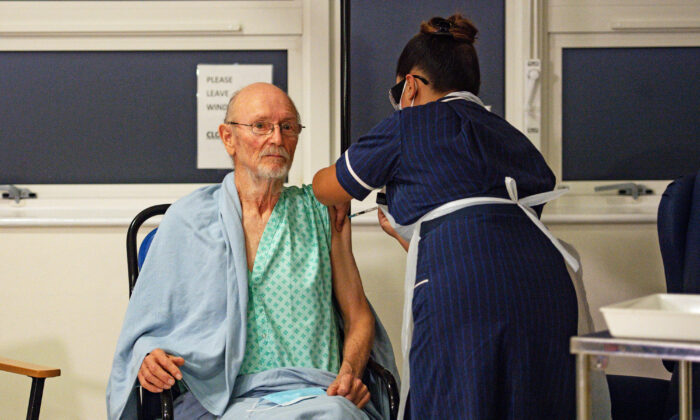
left=378, top=209, right=409, bottom=251
left=137, top=349, right=184, bottom=393
left=327, top=368, right=370, bottom=408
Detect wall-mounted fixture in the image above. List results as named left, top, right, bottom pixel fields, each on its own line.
left=594, top=183, right=654, bottom=200
left=0, top=185, right=37, bottom=203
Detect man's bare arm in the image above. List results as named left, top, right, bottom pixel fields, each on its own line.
left=327, top=207, right=375, bottom=408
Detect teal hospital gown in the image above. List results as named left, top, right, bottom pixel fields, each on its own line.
left=239, top=185, right=341, bottom=375
left=169, top=183, right=372, bottom=419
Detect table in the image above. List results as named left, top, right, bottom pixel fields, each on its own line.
left=571, top=330, right=700, bottom=420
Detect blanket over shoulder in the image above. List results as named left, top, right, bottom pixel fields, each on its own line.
left=107, top=172, right=249, bottom=419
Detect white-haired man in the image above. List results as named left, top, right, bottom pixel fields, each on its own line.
left=107, top=83, right=391, bottom=419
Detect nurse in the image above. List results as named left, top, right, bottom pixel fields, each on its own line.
left=313, top=14, right=579, bottom=420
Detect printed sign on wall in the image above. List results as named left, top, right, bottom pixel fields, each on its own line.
left=196, top=64, right=273, bottom=169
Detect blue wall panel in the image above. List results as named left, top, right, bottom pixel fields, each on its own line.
left=0, top=50, right=287, bottom=184
left=562, top=47, right=700, bottom=180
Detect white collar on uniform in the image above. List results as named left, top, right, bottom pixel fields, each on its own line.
left=440, top=90, right=485, bottom=108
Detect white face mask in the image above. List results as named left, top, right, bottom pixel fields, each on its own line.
left=390, top=79, right=416, bottom=111
left=404, top=83, right=416, bottom=110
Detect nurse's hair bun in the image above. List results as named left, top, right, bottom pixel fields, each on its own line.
left=420, top=14, right=478, bottom=44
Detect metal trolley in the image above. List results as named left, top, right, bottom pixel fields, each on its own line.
left=571, top=331, right=699, bottom=420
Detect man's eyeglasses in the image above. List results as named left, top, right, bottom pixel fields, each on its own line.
left=388, top=74, right=430, bottom=109
left=226, top=121, right=305, bottom=136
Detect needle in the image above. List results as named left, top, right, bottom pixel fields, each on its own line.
left=348, top=206, right=379, bottom=218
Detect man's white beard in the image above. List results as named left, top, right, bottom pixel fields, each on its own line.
left=255, top=146, right=292, bottom=180
left=257, top=163, right=290, bottom=180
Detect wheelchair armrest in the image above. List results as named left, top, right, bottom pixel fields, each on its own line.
left=366, top=357, right=399, bottom=420
left=134, top=385, right=174, bottom=420
left=160, top=389, right=174, bottom=420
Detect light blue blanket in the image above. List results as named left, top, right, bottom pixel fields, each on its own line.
left=175, top=367, right=379, bottom=419
left=107, top=172, right=249, bottom=419
left=106, top=172, right=398, bottom=419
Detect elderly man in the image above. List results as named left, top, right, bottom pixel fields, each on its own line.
left=107, top=83, right=392, bottom=419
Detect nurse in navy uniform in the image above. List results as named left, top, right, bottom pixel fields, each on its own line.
left=313, top=14, right=579, bottom=420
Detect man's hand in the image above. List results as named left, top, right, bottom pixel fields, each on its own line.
left=327, top=365, right=370, bottom=409
left=137, top=349, right=184, bottom=393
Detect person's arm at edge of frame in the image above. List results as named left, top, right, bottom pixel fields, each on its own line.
left=326, top=206, right=375, bottom=409
left=377, top=208, right=409, bottom=251
left=313, top=165, right=353, bottom=232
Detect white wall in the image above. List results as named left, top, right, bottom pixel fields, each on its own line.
left=0, top=227, right=128, bottom=419
left=550, top=222, right=670, bottom=379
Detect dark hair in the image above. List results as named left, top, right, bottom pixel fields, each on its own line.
left=396, top=14, right=480, bottom=95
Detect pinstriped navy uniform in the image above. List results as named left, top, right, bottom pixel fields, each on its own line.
left=336, top=96, right=577, bottom=419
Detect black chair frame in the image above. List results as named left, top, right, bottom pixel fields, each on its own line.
left=126, top=204, right=399, bottom=420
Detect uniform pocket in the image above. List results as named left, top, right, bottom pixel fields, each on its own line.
left=410, top=277, right=433, bottom=359
left=412, top=278, right=432, bottom=325
left=414, top=279, right=429, bottom=289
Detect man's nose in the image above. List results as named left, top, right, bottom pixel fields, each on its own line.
left=268, top=125, right=284, bottom=145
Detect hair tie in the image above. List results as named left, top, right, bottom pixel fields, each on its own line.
left=429, top=17, right=453, bottom=36
left=436, top=21, right=451, bottom=33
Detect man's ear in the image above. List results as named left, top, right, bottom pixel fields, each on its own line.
left=219, top=124, right=236, bottom=157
